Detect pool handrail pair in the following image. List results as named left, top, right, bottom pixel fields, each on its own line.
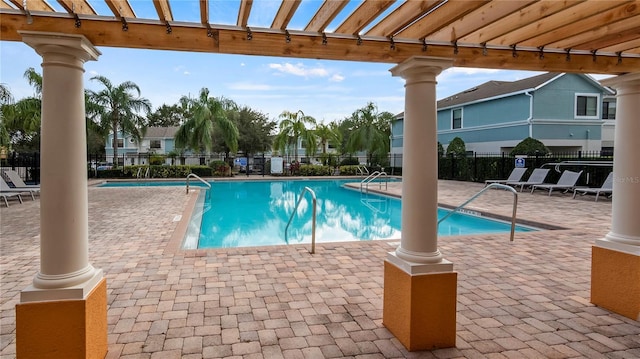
left=186, top=173, right=212, bottom=199
left=360, top=171, right=388, bottom=193
left=284, top=186, right=317, bottom=254
left=438, top=182, right=519, bottom=242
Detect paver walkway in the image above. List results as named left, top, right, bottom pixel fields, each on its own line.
left=1, top=179, right=638, bottom=358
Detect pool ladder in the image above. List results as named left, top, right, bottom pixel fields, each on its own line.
left=360, top=171, right=388, bottom=193
left=186, top=173, right=212, bottom=199
left=438, top=183, right=519, bottom=242
left=136, top=167, right=150, bottom=179
left=285, top=186, right=317, bottom=254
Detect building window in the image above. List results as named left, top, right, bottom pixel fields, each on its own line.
left=575, top=94, right=599, bottom=118
left=452, top=108, right=462, bottom=129
left=150, top=139, right=162, bottom=149
left=112, top=138, right=124, bottom=148
left=602, top=100, right=616, bottom=120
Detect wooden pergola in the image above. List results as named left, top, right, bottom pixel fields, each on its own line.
left=1, top=0, right=639, bottom=74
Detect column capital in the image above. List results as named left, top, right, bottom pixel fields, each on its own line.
left=600, top=73, right=640, bottom=94
left=390, top=56, right=453, bottom=82
left=19, top=31, right=101, bottom=63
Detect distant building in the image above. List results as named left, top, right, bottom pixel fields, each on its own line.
left=391, top=72, right=616, bottom=158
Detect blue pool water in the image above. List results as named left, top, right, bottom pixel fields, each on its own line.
left=177, top=179, right=535, bottom=249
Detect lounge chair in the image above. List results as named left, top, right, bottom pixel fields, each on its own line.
left=2, top=170, right=40, bottom=189
left=0, top=177, right=39, bottom=200
left=0, top=192, right=23, bottom=207
left=485, top=167, right=527, bottom=186
left=573, top=172, right=613, bottom=202
left=531, top=170, right=583, bottom=196
left=508, top=168, right=550, bottom=192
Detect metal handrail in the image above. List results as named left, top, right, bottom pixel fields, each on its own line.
left=284, top=186, right=317, bottom=254
left=356, top=165, right=369, bottom=176
left=186, top=173, right=211, bottom=195
left=438, top=183, right=519, bottom=242
left=360, top=171, right=388, bottom=193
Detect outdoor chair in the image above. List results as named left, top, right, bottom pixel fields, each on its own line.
left=0, top=177, right=39, bottom=200
left=2, top=170, right=40, bottom=189
left=531, top=170, right=583, bottom=196
left=484, top=167, right=527, bottom=186
left=573, top=172, right=613, bottom=202
left=0, top=192, right=23, bottom=207
left=507, top=168, right=550, bottom=192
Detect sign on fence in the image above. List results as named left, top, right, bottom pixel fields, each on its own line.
left=515, top=156, right=526, bottom=168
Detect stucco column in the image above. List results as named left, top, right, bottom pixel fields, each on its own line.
left=382, top=57, right=457, bottom=351
left=592, top=73, right=640, bottom=321
left=19, top=31, right=103, bottom=298
left=389, top=56, right=453, bottom=268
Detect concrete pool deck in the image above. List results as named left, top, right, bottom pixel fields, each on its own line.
left=1, top=178, right=639, bottom=358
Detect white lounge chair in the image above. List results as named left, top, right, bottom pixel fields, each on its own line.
left=573, top=172, right=613, bottom=202
left=2, top=170, right=40, bottom=189
left=0, top=177, right=39, bottom=200
left=0, top=192, right=23, bottom=207
left=484, top=167, right=527, bottom=186
left=531, top=170, right=583, bottom=196
left=508, top=168, right=550, bottom=192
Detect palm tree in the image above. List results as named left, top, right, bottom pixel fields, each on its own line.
left=0, top=84, right=13, bottom=150
left=314, top=121, right=341, bottom=155
left=88, top=76, right=151, bottom=167
left=273, top=110, right=317, bottom=162
left=174, top=88, right=238, bottom=156
left=1, top=69, right=43, bottom=152
left=346, top=102, right=393, bottom=165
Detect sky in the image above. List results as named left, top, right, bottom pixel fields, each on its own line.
left=0, top=0, right=610, bottom=124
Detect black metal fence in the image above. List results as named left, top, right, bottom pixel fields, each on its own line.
left=0, top=152, right=40, bottom=185
left=3, top=151, right=615, bottom=188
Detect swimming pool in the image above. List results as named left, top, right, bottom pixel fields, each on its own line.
left=176, top=179, right=535, bottom=249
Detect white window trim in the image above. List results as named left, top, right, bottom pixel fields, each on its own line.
left=452, top=108, right=463, bottom=129
left=575, top=93, right=600, bottom=120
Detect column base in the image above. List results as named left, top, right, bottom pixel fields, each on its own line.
left=383, top=258, right=457, bottom=351
left=591, top=245, right=640, bottom=321
left=16, top=277, right=108, bottom=359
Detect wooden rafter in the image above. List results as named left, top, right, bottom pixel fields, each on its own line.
left=492, top=1, right=634, bottom=47
left=57, top=0, right=97, bottom=15
left=271, top=0, right=300, bottom=30
left=459, top=0, right=583, bottom=44
left=237, top=0, right=252, bottom=27
left=365, top=0, right=442, bottom=37
left=396, top=0, right=487, bottom=40
left=335, top=0, right=396, bottom=35
left=519, top=1, right=640, bottom=48
left=9, top=0, right=53, bottom=11
left=153, top=0, right=173, bottom=22
left=547, top=16, right=640, bottom=50
left=105, top=0, right=135, bottom=19
left=199, top=0, right=208, bottom=24
left=600, top=38, right=640, bottom=54
left=305, top=0, right=349, bottom=33
left=1, top=1, right=13, bottom=9
left=1, top=12, right=638, bottom=74
left=428, top=0, right=537, bottom=43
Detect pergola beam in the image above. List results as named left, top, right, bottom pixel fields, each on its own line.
left=1, top=12, right=637, bottom=74
left=304, top=0, right=349, bottom=33
left=334, top=0, right=396, bottom=35
left=153, top=0, right=173, bottom=22
left=105, top=0, right=135, bottom=19
left=237, top=0, right=252, bottom=28
left=57, top=0, right=97, bottom=16
left=396, top=0, right=487, bottom=39
left=271, top=0, right=300, bottom=30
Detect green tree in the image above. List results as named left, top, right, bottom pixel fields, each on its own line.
left=0, top=84, right=13, bottom=150
left=510, top=137, right=550, bottom=156
left=445, top=137, right=466, bottom=157
left=345, top=102, right=393, bottom=165
left=88, top=76, right=152, bottom=167
left=314, top=121, right=341, bottom=155
left=174, top=88, right=238, bottom=156
left=2, top=68, right=43, bottom=152
left=147, top=104, right=186, bottom=127
left=215, top=106, right=276, bottom=160
left=273, top=110, right=317, bottom=162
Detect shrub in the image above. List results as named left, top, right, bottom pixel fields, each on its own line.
left=445, top=137, right=466, bottom=157
left=298, top=164, right=332, bottom=176
left=338, top=165, right=362, bottom=175
left=209, top=160, right=231, bottom=177
left=339, top=157, right=360, bottom=166
left=189, top=166, right=213, bottom=177
left=149, top=155, right=165, bottom=165
left=510, top=137, right=550, bottom=156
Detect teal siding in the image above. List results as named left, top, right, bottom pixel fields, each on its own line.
left=437, top=94, right=530, bottom=130
left=165, top=139, right=175, bottom=152
left=533, top=74, right=604, bottom=119
left=533, top=124, right=602, bottom=140
left=438, top=124, right=529, bottom=144
left=391, top=120, right=403, bottom=136
left=391, top=138, right=403, bottom=147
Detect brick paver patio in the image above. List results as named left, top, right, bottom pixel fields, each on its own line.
left=1, top=179, right=639, bottom=358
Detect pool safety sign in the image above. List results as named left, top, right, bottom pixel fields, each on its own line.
left=271, top=157, right=283, bottom=174
left=515, top=156, right=525, bottom=168
left=235, top=157, right=247, bottom=167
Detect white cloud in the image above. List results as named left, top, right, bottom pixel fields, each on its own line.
left=329, top=74, right=345, bottom=82
left=268, top=62, right=329, bottom=78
